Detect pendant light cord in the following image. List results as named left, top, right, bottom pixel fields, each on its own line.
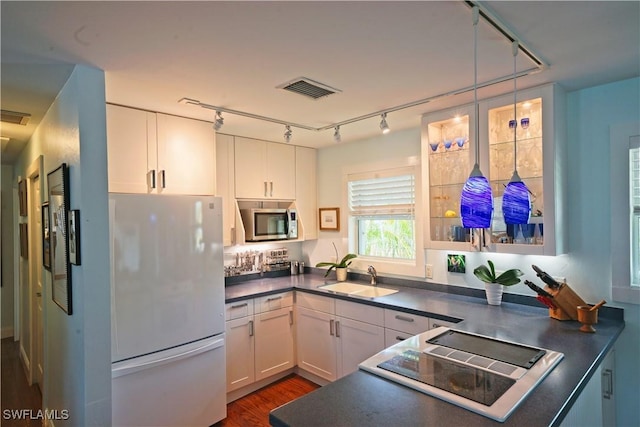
left=473, top=6, right=480, bottom=166
left=512, top=40, right=519, bottom=174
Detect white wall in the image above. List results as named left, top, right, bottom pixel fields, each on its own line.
left=308, top=77, right=640, bottom=427
left=1, top=165, right=15, bottom=338
left=13, top=65, right=111, bottom=426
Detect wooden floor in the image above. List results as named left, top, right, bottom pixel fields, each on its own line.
left=1, top=337, right=317, bottom=427
left=1, top=338, right=43, bottom=427
left=218, top=374, right=320, bottom=427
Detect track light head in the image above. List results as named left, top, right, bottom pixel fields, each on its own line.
left=284, top=125, right=292, bottom=143
left=334, top=126, right=341, bottom=143
left=213, top=111, right=224, bottom=131
left=380, top=113, right=390, bottom=134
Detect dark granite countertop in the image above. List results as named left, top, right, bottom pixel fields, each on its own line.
left=224, top=273, right=625, bottom=427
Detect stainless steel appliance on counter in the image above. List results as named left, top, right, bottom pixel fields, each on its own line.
left=109, top=194, right=226, bottom=426
left=240, top=208, right=297, bottom=241
left=359, top=327, right=564, bottom=422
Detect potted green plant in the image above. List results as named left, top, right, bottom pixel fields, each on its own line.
left=473, top=260, right=524, bottom=305
left=315, top=242, right=357, bottom=281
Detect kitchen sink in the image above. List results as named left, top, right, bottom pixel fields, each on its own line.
left=318, top=282, right=398, bottom=298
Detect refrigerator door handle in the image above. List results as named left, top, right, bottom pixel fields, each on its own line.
left=112, top=337, right=224, bottom=379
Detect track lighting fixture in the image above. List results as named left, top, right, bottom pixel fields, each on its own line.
left=284, top=125, right=292, bottom=143
left=379, top=113, right=390, bottom=134
left=460, top=5, right=493, bottom=229
left=502, top=41, right=531, bottom=225
left=334, top=126, right=341, bottom=143
left=213, top=110, right=224, bottom=131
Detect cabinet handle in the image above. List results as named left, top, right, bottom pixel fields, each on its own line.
left=602, top=368, right=614, bottom=399
left=147, top=170, right=156, bottom=189
left=159, top=170, right=166, bottom=189
left=264, top=181, right=268, bottom=197
left=335, top=321, right=341, bottom=338
left=289, top=310, right=293, bottom=325
left=396, top=335, right=407, bottom=342
left=230, top=302, right=248, bottom=309
left=395, top=315, right=415, bottom=323
left=266, top=296, right=282, bottom=302
left=249, top=320, right=254, bottom=337
left=432, top=323, right=444, bottom=329
left=329, top=319, right=335, bottom=336
left=270, top=181, right=273, bottom=197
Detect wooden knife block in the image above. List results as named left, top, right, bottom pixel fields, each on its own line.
left=545, top=283, right=587, bottom=321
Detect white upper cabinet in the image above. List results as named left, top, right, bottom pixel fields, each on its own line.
left=106, top=104, right=157, bottom=193
left=156, top=113, right=216, bottom=195
left=480, top=84, right=566, bottom=255
left=421, top=103, right=477, bottom=251
left=234, top=137, right=295, bottom=200
left=295, top=146, right=317, bottom=240
left=422, top=83, right=566, bottom=255
left=106, top=104, right=215, bottom=195
left=215, top=133, right=236, bottom=246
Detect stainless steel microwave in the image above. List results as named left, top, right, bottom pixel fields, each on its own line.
left=240, top=208, right=298, bottom=242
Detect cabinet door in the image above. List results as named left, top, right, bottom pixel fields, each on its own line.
left=106, top=104, right=157, bottom=194
left=336, top=317, right=384, bottom=378
left=480, top=84, right=565, bottom=255
left=234, top=137, right=268, bottom=198
left=421, top=104, right=475, bottom=250
left=225, top=316, right=255, bottom=392
left=295, top=146, right=317, bottom=239
left=216, top=134, right=236, bottom=246
left=296, top=306, right=337, bottom=382
left=267, top=143, right=296, bottom=199
left=156, top=113, right=215, bottom=195
left=254, top=307, right=295, bottom=381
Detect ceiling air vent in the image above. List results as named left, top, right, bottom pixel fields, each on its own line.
left=1, top=110, right=31, bottom=126
left=277, top=77, right=341, bottom=100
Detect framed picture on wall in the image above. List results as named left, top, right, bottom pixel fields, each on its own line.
left=19, top=179, right=27, bottom=217
left=319, top=207, right=340, bottom=231
left=48, top=163, right=72, bottom=315
left=19, top=223, right=28, bottom=258
left=42, top=202, right=51, bottom=270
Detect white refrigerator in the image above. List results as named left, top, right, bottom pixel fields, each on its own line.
left=109, top=193, right=226, bottom=426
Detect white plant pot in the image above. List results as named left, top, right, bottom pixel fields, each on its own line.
left=484, top=283, right=504, bottom=306
left=335, top=267, right=347, bottom=282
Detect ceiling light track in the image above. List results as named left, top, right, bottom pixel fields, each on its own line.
left=180, top=1, right=548, bottom=140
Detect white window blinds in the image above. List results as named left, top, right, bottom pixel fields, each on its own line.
left=348, top=168, right=416, bottom=216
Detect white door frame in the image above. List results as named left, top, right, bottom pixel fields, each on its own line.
left=25, top=155, right=44, bottom=387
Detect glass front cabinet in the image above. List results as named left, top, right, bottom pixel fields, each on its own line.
left=422, top=83, right=567, bottom=255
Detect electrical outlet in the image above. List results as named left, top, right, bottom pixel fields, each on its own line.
left=425, top=264, right=433, bottom=279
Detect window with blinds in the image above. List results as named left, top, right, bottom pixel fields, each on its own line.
left=348, top=168, right=416, bottom=260
left=631, top=142, right=640, bottom=286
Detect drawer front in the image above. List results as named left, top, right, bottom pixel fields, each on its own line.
left=335, top=299, right=384, bottom=326
left=295, top=292, right=335, bottom=314
left=429, top=318, right=459, bottom=329
left=255, top=291, right=294, bottom=313
left=225, top=300, right=254, bottom=320
left=384, top=328, right=414, bottom=348
left=384, top=309, right=430, bottom=335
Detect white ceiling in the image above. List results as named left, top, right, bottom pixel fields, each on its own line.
left=1, top=1, right=638, bottom=164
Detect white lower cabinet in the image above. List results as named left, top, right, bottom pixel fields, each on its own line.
left=225, top=292, right=294, bottom=393
left=296, top=293, right=385, bottom=382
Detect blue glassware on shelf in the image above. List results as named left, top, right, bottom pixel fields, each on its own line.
left=455, top=137, right=466, bottom=148
left=521, top=117, right=530, bottom=129
left=429, top=142, right=440, bottom=152
left=509, top=119, right=517, bottom=130
left=444, top=139, right=453, bottom=150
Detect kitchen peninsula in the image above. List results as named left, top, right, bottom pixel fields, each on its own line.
left=225, top=273, right=624, bottom=427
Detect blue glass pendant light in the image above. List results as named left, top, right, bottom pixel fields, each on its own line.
left=460, top=6, right=493, bottom=229
left=502, top=41, right=531, bottom=225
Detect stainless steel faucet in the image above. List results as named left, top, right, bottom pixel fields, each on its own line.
left=367, top=265, right=378, bottom=285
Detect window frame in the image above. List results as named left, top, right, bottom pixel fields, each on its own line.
left=611, top=121, right=640, bottom=304
left=344, top=159, right=424, bottom=278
